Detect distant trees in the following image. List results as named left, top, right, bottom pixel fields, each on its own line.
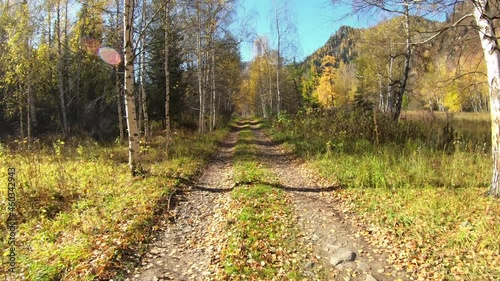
left=0, top=0, right=242, bottom=136
left=0, top=0, right=243, bottom=175
left=241, top=34, right=301, bottom=117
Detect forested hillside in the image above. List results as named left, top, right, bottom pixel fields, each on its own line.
left=296, top=6, right=488, bottom=113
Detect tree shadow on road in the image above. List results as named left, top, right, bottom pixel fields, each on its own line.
left=232, top=180, right=342, bottom=193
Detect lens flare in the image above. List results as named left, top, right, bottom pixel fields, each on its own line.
left=81, top=36, right=100, bottom=54
left=98, top=47, right=121, bottom=66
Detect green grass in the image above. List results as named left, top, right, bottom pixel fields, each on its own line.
left=267, top=111, right=500, bottom=280
left=219, top=121, right=303, bottom=280
left=0, top=128, right=228, bottom=280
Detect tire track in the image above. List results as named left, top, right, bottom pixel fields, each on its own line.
left=125, top=128, right=239, bottom=281
left=250, top=121, right=411, bottom=281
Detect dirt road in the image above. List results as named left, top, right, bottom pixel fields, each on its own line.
left=124, top=120, right=410, bottom=281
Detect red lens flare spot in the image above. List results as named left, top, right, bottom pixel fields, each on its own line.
left=81, top=36, right=100, bottom=54
left=98, top=47, right=121, bottom=66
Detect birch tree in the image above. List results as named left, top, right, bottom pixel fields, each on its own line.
left=57, top=0, right=69, bottom=136
left=139, top=0, right=150, bottom=141
left=471, top=0, right=500, bottom=197
left=270, top=0, right=296, bottom=115
left=124, top=0, right=141, bottom=175
left=165, top=0, right=172, bottom=151
left=114, top=0, right=125, bottom=144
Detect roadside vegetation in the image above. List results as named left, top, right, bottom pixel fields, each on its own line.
left=268, top=109, right=500, bottom=280
left=0, top=127, right=227, bottom=280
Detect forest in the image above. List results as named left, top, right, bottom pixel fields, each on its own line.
left=0, top=0, right=499, bottom=280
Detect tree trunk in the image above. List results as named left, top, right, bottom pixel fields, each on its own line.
left=25, top=6, right=35, bottom=145
left=275, top=7, right=281, bottom=114
left=392, top=3, right=411, bottom=121
left=260, top=81, right=267, bottom=118
left=211, top=46, right=216, bottom=131
left=19, top=86, right=24, bottom=139
left=115, top=67, right=125, bottom=144
left=472, top=0, right=500, bottom=197
left=386, top=54, right=394, bottom=113
left=64, top=0, right=70, bottom=115
left=258, top=62, right=268, bottom=118
left=165, top=1, right=171, bottom=152
left=196, top=0, right=204, bottom=133
left=124, top=0, right=140, bottom=176
left=268, top=62, right=273, bottom=115
left=378, top=73, right=384, bottom=111
left=140, top=0, right=149, bottom=141
left=115, top=0, right=124, bottom=144
left=57, top=0, right=69, bottom=136
left=27, top=78, right=33, bottom=145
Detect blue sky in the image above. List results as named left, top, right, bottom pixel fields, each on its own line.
left=235, top=0, right=374, bottom=62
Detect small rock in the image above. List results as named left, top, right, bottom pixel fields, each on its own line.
left=460, top=221, right=472, bottom=229
left=303, top=270, right=314, bottom=277
left=304, top=261, right=315, bottom=269
left=323, top=243, right=341, bottom=253
left=330, top=249, right=357, bottom=266
left=312, top=233, right=320, bottom=241
left=357, top=262, right=370, bottom=272
left=366, top=274, right=377, bottom=281
left=343, top=261, right=357, bottom=270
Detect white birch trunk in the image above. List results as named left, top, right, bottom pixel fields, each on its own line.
left=393, top=3, right=411, bottom=121
left=165, top=1, right=171, bottom=152
left=57, top=0, right=69, bottom=136
left=472, top=0, right=500, bottom=197
left=211, top=46, right=216, bottom=131
left=196, top=0, right=204, bottom=133
left=115, top=0, right=124, bottom=144
left=27, top=79, right=32, bottom=145
left=386, top=49, right=394, bottom=113
left=140, top=0, right=149, bottom=141
left=115, top=67, right=125, bottom=144
left=378, top=73, right=384, bottom=111
left=124, top=0, right=141, bottom=175
left=275, top=8, right=281, bottom=114
left=19, top=86, right=24, bottom=139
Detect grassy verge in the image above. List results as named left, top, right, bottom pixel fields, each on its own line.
left=0, top=129, right=227, bottom=280
left=267, top=112, right=500, bottom=280
left=219, top=123, right=303, bottom=280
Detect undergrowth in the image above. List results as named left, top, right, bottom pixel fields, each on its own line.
left=0, top=128, right=227, bottom=280
left=267, top=109, right=499, bottom=280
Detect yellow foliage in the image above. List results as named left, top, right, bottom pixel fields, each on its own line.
left=314, top=65, right=336, bottom=108
left=313, top=57, right=356, bottom=108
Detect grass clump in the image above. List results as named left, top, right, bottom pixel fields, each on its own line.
left=0, top=128, right=227, bottom=280
left=222, top=184, right=302, bottom=280
left=267, top=109, right=499, bottom=280
left=220, top=122, right=303, bottom=280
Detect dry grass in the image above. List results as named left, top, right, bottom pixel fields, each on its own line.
left=0, top=129, right=227, bottom=280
